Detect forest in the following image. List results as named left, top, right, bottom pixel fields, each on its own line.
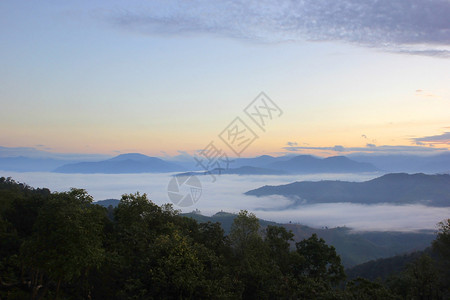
left=1, top=176, right=449, bottom=299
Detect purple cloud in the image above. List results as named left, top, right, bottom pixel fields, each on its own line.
left=413, top=132, right=450, bottom=145
left=108, top=0, right=450, bottom=57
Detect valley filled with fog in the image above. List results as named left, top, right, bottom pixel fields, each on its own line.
left=3, top=171, right=448, bottom=232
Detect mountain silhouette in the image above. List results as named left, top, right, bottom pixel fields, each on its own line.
left=266, top=155, right=378, bottom=173
left=54, top=153, right=184, bottom=174
left=245, top=173, right=450, bottom=206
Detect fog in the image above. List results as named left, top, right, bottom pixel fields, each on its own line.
left=2, top=171, right=449, bottom=232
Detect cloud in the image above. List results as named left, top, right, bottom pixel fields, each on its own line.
left=35, top=144, right=53, bottom=151
left=286, top=141, right=298, bottom=147
left=332, top=145, right=345, bottom=152
left=415, top=89, right=441, bottom=99
left=361, top=134, right=367, bottom=139
left=107, top=0, right=450, bottom=57
left=159, top=150, right=170, bottom=157
left=283, top=144, right=449, bottom=154
left=254, top=202, right=450, bottom=232
left=413, top=132, right=450, bottom=145
left=5, top=171, right=448, bottom=231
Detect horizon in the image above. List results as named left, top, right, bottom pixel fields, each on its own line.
left=1, top=145, right=450, bottom=161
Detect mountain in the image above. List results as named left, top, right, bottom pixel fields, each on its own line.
left=54, top=153, right=184, bottom=174
left=245, top=173, right=450, bottom=206
left=349, top=152, right=450, bottom=173
left=174, top=155, right=378, bottom=176
left=0, top=146, right=114, bottom=172
left=94, top=199, right=120, bottom=208
left=232, top=155, right=289, bottom=168
left=175, top=166, right=288, bottom=176
left=183, top=211, right=279, bottom=234
left=345, top=249, right=431, bottom=280
left=0, top=156, right=68, bottom=172
left=266, top=155, right=378, bottom=173
left=167, top=154, right=294, bottom=172
left=284, top=225, right=434, bottom=267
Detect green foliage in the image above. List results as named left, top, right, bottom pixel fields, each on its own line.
left=21, top=189, right=106, bottom=299
left=295, top=233, right=346, bottom=285
left=405, top=254, right=441, bottom=299
left=229, top=210, right=261, bottom=256
left=433, top=218, right=450, bottom=294
left=1, top=177, right=449, bottom=299
left=345, top=278, right=398, bottom=300
left=346, top=250, right=427, bottom=281
left=387, top=253, right=442, bottom=300
left=264, top=225, right=294, bottom=272
left=189, top=212, right=435, bottom=268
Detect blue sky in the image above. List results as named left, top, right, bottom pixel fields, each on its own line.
left=1, top=0, right=449, bottom=157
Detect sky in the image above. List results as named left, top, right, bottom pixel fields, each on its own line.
left=1, top=0, right=450, bottom=158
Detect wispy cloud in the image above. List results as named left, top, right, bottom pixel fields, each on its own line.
left=415, top=89, right=441, bottom=99
left=413, top=132, right=450, bottom=145
left=106, top=0, right=450, bottom=57
left=283, top=144, right=449, bottom=154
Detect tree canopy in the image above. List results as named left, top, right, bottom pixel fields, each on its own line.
left=0, top=177, right=448, bottom=299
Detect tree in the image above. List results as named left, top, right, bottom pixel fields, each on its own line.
left=346, top=277, right=398, bottom=300
left=291, top=233, right=346, bottom=298
left=433, top=218, right=450, bottom=295
left=197, top=221, right=230, bottom=257
left=21, top=189, right=105, bottom=299
left=264, top=225, right=294, bottom=272
left=229, top=210, right=261, bottom=257
left=433, top=219, right=450, bottom=262
left=405, top=254, right=440, bottom=300
left=295, top=233, right=345, bottom=285
left=108, top=193, right=169, bottom=299
left=229, top=210, right=276, bottom=299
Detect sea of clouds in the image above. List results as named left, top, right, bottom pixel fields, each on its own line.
left=2, top=171, right=449, bottom=232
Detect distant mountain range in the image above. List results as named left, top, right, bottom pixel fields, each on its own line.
left=349, top=152, right=450, bottom=173
left=176, top=166, right=288, bottom=176
left=0, top=145, right=449, bottom=174
left=0, top=156, right=68, bottom=172
left=174, top=155, right=379, bottom=176
left=94, top=199, right=120, bottom=207
left=266, top=155, right=378, bottom=173
left=245, top=173, right=450, bottom=207
left=54, top=153, right=184, bottom=174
